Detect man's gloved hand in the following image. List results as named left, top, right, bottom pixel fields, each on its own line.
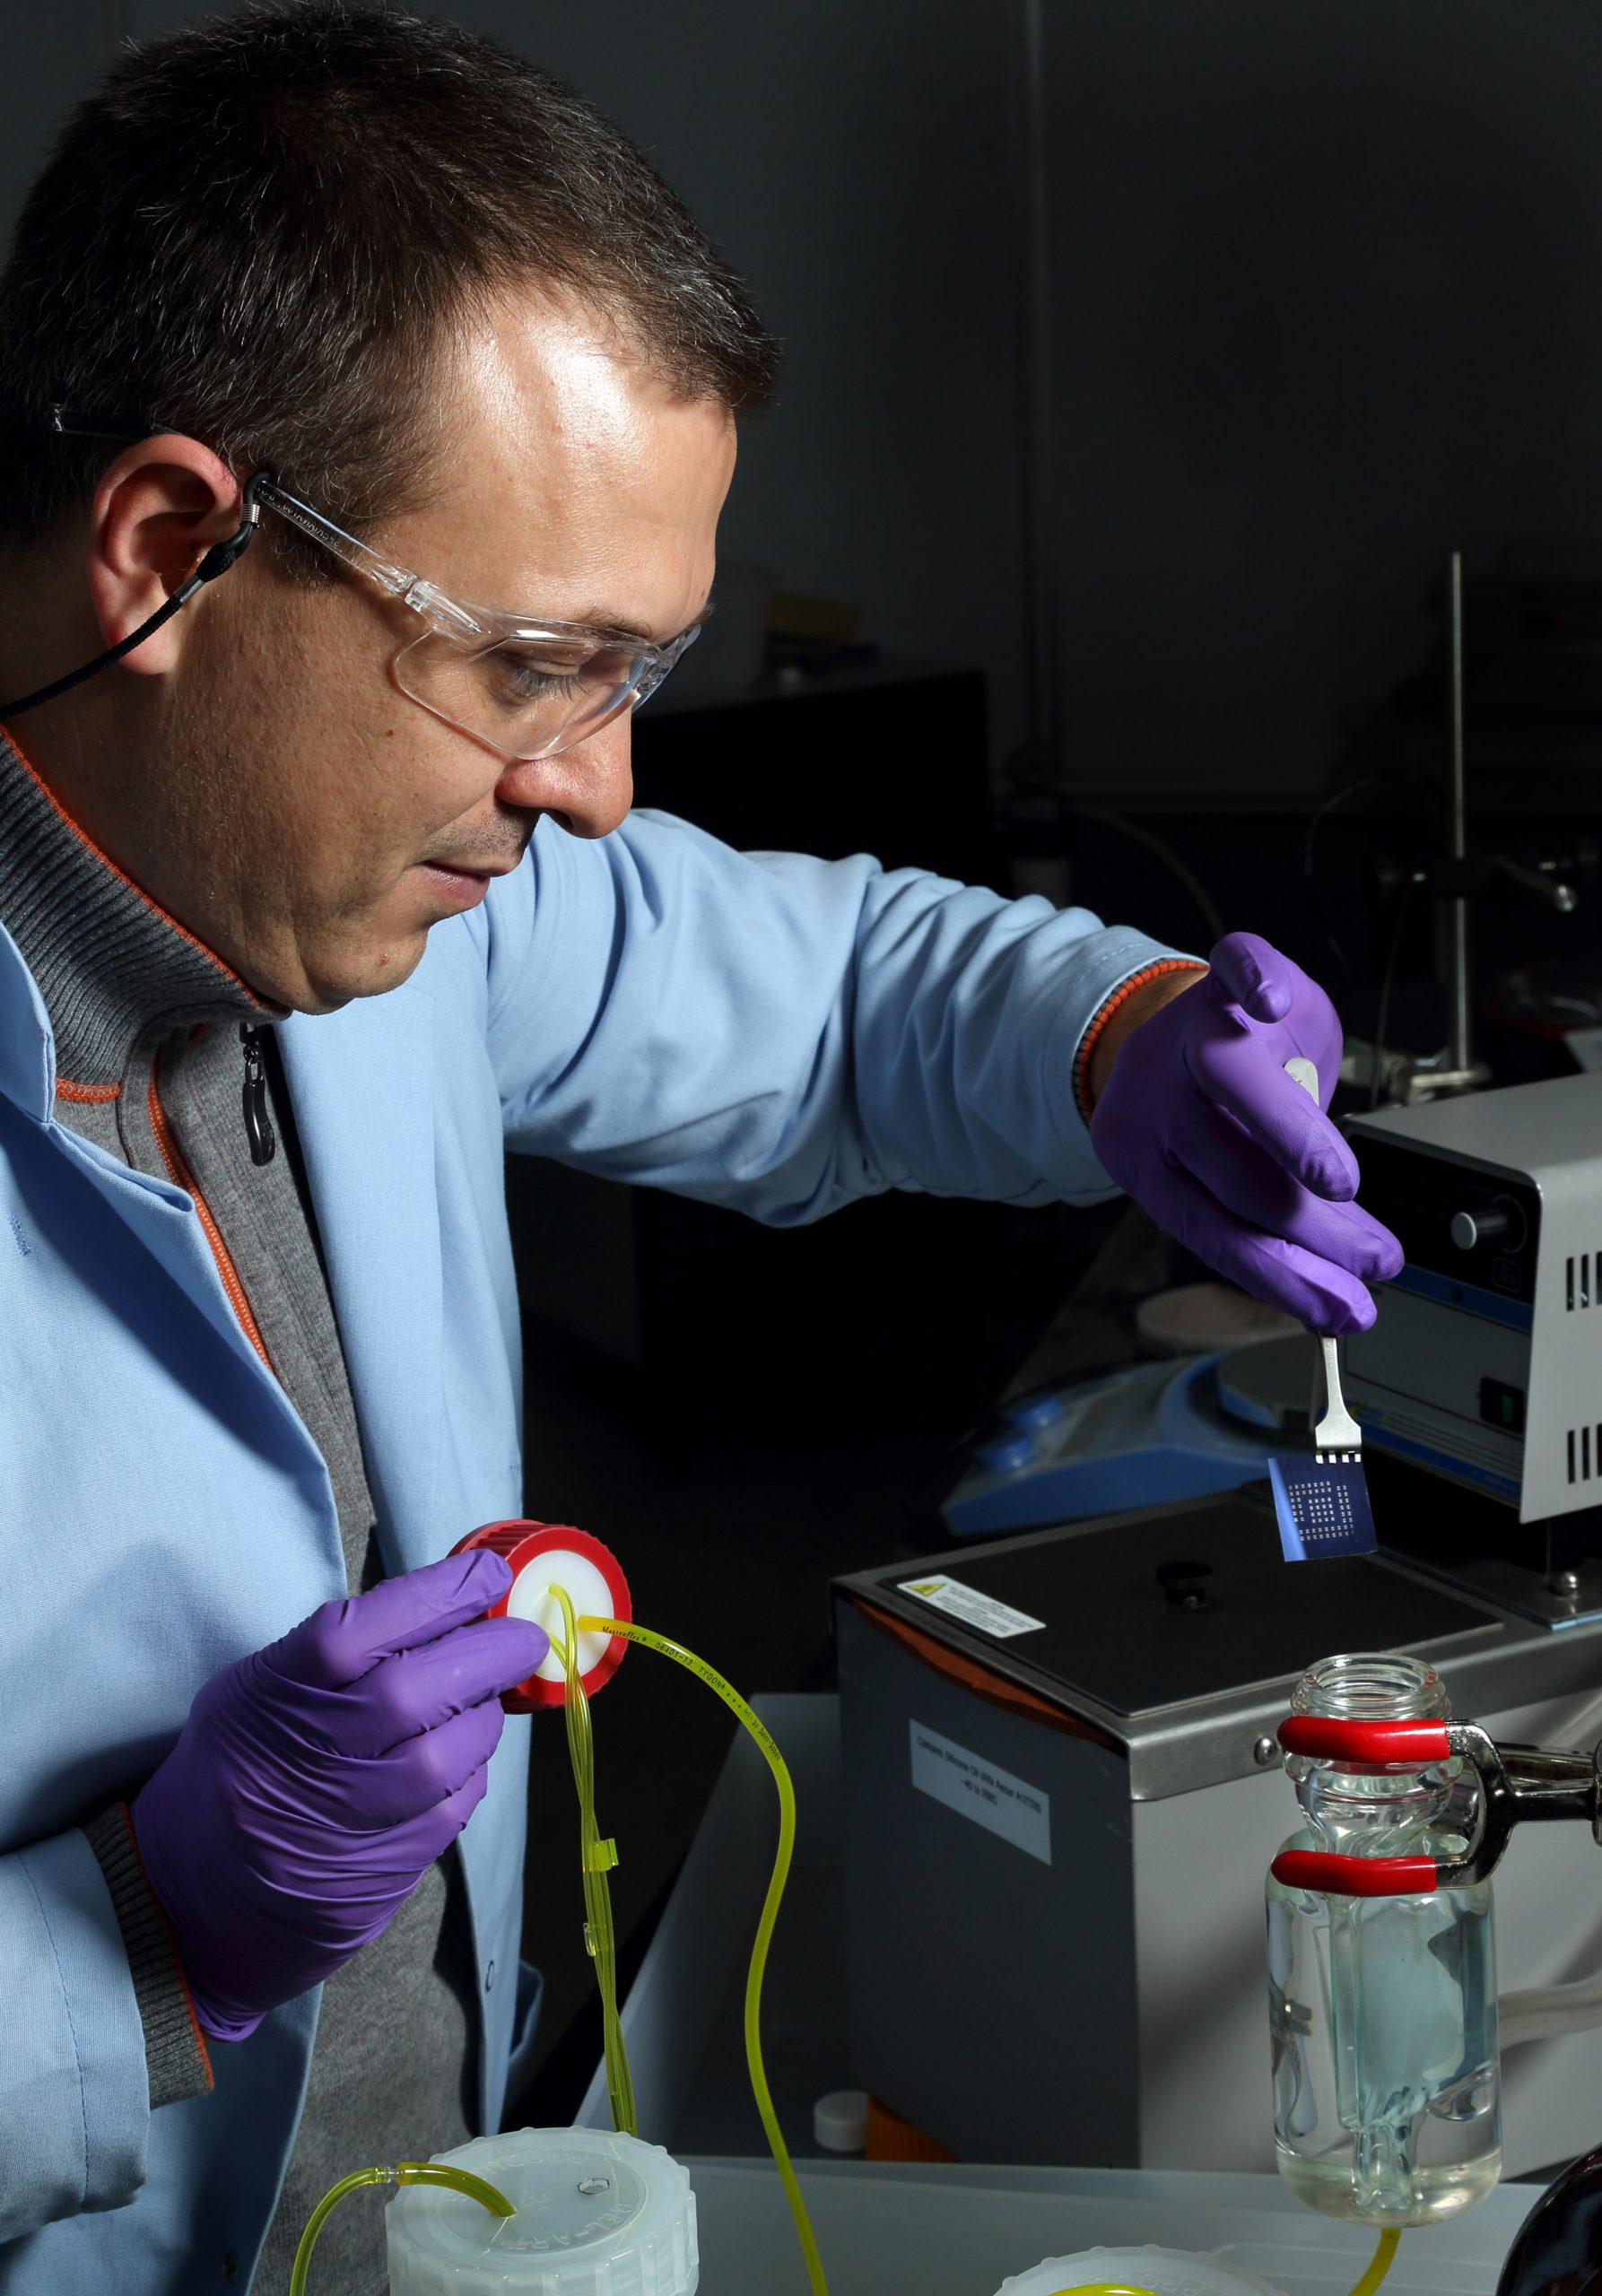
left=132, top=1549, right=546, bottom=2039
left=1088, top=931, right=1403, bottom=1334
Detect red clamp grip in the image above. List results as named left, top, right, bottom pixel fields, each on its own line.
left=1273, top=1848, right=1441, bottom=1898
left=1278, top=1718, right=1452, bottom=1766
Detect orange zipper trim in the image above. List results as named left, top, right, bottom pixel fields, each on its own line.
left=146, top=1063, right=274, bottom=1374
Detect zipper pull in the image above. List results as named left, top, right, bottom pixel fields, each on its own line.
left=240, top=1025, right=276, bottom=1167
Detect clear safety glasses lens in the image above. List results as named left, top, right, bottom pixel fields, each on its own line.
left=391, top=623, right=700, bottom=762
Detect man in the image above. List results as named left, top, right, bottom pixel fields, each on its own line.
left=0, top=5, right=1400, bottom=2290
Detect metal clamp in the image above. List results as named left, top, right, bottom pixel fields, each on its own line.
left=1269, top=1715, right=1602, bottom=1898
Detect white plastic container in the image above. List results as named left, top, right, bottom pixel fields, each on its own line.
left=386, top=2127, right=697, bottom=2295
left=995, top=2248, right=1285, bottom=2296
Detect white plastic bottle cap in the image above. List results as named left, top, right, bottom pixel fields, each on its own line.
left=386, top=2127, right=698, bottom=2295
left=812, top=2089, right=870, bottom=2153
left=995, top=2249, right=1286, bottom=2296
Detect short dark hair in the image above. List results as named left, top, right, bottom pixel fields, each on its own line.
left=0, top=1, right=779, bottom=556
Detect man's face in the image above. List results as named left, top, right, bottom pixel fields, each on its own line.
left=157, top=292, right=736, bottom=1010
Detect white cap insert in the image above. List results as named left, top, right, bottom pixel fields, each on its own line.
left=504, top=1544, right=619, bottom=1685
left=387, top=2127, right=697, bottom=2295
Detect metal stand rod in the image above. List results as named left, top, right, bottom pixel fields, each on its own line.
left=1017, top=0, right=1060, bottom=775
left=1447, top=549, right=1472, bottom=1076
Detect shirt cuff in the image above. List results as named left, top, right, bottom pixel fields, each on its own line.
left=82, top=1805, right=213, bottom=2109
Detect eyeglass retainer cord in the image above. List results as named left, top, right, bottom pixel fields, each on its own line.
left=0, top=405, right=272, bottom=720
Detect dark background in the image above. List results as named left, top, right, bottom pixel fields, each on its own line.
left=10, top=0, right=1602, bottom=2111
left=15, top=1, right=1602, bottom=792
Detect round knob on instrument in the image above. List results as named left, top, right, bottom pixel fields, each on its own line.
left=1450, top=1206, right=1511, bottom=1252
left=1157, top=1558, right=1214, bottom=1610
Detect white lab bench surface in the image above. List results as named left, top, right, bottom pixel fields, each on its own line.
left=579, top=1696, right=1540, bottom=2295
left=684, top=2161, right=1535, bottom=2293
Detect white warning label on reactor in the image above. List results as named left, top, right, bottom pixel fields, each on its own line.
left=897, top=1572, right=1045, bottom=1639
left=910, top=1721, right=1051, bottom=1865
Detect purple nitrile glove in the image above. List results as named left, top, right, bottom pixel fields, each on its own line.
left=1088, top=931, right=1404, bottom=1335
left=132, top=1549, right=547, bottom=2040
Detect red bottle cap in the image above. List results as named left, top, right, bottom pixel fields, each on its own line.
left=451, top=1519, right=631, bottom=1711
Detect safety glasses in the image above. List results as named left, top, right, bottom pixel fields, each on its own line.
left=255, top=481, right=701, bottom=763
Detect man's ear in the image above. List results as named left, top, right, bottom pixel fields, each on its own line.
left=84, top=434, right=243, bottom=677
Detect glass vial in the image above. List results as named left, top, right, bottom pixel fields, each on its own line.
left=1266, top=1652, right=1501, bottom=2226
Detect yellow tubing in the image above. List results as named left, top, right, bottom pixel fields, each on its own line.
left=1345, top=2227, right=1401, bottom=2296
left=294, top=1608, right=1406, bottom=2296
left=288, top=2162, right=512, bottom=2295
left=547, top=1587, right=635, bottom=2136
left=579, top=1612, right=830, bottom=2296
